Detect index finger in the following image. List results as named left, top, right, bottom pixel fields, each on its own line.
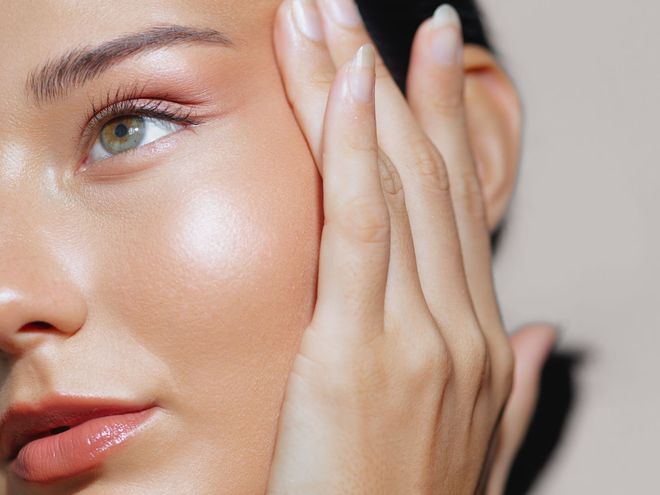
left=273, top=0, right=337, bottom=169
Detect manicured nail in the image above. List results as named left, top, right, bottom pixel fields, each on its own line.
left=348, top=44, right=375, bottom=102
left=431, top=4, right=463, bottom=65
left=292, top=0, right=324, bottom=41
left=324, top=0, right=362, bottom=27
left=433, top=4, right=461, bottom=28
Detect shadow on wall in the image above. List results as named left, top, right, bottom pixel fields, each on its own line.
left=505, top=350, right=586, bottom=494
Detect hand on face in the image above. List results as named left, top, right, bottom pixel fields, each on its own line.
left=265, top=1, right=556, bottom=493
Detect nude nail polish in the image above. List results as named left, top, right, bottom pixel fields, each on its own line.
left=292, top=0, right=324, bottom=41
left=348, top=44, right=375, bottom=102
left=325, top=0, right=362, bottom=28
left=431, top=4, right=463, bottom=65
left=432, top=4, right=461, bottom=28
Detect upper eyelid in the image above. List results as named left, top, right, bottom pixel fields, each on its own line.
left=73, top=79, right=220, bottom=169
left=79, top=81, right=152, bottom=136
left=76, top=98, right=200, bottom=160
left=75, top=81, right=201, bottom=151
left=78, top=102, right=198, bottom=171
left=81, top=99, right=195, bottom=141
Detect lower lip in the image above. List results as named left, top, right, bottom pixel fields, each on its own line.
left=10, top=407, right=158, bottom=483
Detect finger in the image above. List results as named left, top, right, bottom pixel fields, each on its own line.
left=376, top=150, right=433, bottom=334
left=311, top=45, right=389, bottom=343
left=485, top=325, right=557, bottom=495
left=407, top=7, right=502, bottom=334
left=273, top=0, right=337, bottom=168
left=275, top=0, right=426, bottom=339
left=406, top=6, right=518, bottom=398
left=317, top=0, right=474, bottom=327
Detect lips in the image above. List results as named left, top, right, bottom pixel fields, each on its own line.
left=0, top=396, right=156, bottom=461
left=0, top=395, right=159, bottom=483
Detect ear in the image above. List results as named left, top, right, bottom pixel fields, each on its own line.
left=462, top=45, right=522, bottom=232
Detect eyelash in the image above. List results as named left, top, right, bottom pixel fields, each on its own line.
left=79, top=84, right=203, bottom=156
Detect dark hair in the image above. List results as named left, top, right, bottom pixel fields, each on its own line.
left=355, top=0, right=491, bottom=91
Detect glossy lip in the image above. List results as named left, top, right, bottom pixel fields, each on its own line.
left=0, top=395, right=158, bottom=461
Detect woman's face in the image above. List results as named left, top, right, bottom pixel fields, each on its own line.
left=0, top=0, right=322, bottom=493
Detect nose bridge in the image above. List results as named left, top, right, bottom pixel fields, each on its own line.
left=0, top=192, right=88, bottom=355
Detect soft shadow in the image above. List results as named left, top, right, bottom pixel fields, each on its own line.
left=505, top=350, right=586, bottom=494
left=490, top=218, right=507, bottom=255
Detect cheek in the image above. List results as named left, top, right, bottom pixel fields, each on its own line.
left=74, top=65, right=322, bottom=489
left=83, top=92, right=323, bottom=481
left=102, top=125, right=322, bottom=394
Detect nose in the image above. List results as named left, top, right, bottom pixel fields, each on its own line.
left=0, top=264, right=87, bottom=356
left=0, top=123, right=88, bottom=357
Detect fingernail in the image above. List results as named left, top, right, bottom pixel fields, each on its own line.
left=348, top=44, right=375, bottom=102
left=324, top=0, right=362, bottom=27
left=292, top=0, right=324, bottom=41
left=431, top=4, right=463, bottom=65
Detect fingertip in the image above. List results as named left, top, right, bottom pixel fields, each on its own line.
left=431, top=4, right=462, bottom=32
left=272, top=0, right=297, bottom=55
left=409, top=5, right=464, bottom=70
left=407, top=13, right=465, bottom=117
left=348, top=44, right=376, bottom=103
left=510, top=324, right=558, bottom=377
left=291, top=0, right=325, bottom=42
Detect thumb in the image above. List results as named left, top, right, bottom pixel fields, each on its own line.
left=485, top=324, right=558, bottom=495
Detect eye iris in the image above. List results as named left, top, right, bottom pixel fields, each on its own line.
left=100, top=116, right=145, bottom=154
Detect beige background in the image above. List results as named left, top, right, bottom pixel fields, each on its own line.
left=483, top=0, right=660, bottom=492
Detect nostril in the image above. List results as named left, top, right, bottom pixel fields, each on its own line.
left=18, top=321, right=54, bottom=332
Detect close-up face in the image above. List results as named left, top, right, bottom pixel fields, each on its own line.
left=1, top=0, right=322, bottom=493
left=0, top=0, right=522, bottom=493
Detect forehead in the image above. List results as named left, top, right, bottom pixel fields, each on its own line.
left=0, top=0, right=276, bottom=99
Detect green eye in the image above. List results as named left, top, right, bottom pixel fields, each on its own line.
left=100, top=116, right=146, bottom=154
left=86, top=113, right=184, bottom=165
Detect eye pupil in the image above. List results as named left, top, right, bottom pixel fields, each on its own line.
left=114, top=124, right=129, bottom=138
left=100, top=116, right=146, bottom=155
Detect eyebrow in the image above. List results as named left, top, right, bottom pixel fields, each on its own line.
left=25, top=24, right=233, bottom=105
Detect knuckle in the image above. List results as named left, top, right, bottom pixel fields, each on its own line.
left=377, top=150, right=404, bottom=197
left=455, top=172, right=487, bottom=223
left=347, top=134, right=379, bottom=155
left=334, top=196, right=390, bottom=244
left=459, top=324, right=490, bottom=388
left=288, top=68, right=334, bottom=110
left=309, top=67, right=336, bottom=90
left=455, top=321, right=491, bottom=393
left=432, top=91, right=464, bottom=117
left=404, top=330, right=453, bottom=385
left=407, top=136, right=451, bottom=191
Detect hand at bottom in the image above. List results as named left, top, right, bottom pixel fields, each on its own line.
left=266, top=2, right=556, bottom=493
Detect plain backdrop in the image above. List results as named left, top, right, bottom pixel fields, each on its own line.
left=483, top=0, right=660, bottom=493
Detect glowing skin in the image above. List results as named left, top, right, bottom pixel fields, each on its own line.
left=1, top=1, right=320, bottom=493
left=0, top=0, right=554, bottom=494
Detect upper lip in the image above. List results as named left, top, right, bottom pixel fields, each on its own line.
left=0, top=395, right=156, bottom=460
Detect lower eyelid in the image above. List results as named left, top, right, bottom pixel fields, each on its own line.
left=77, top=122, right=194, bottom=176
